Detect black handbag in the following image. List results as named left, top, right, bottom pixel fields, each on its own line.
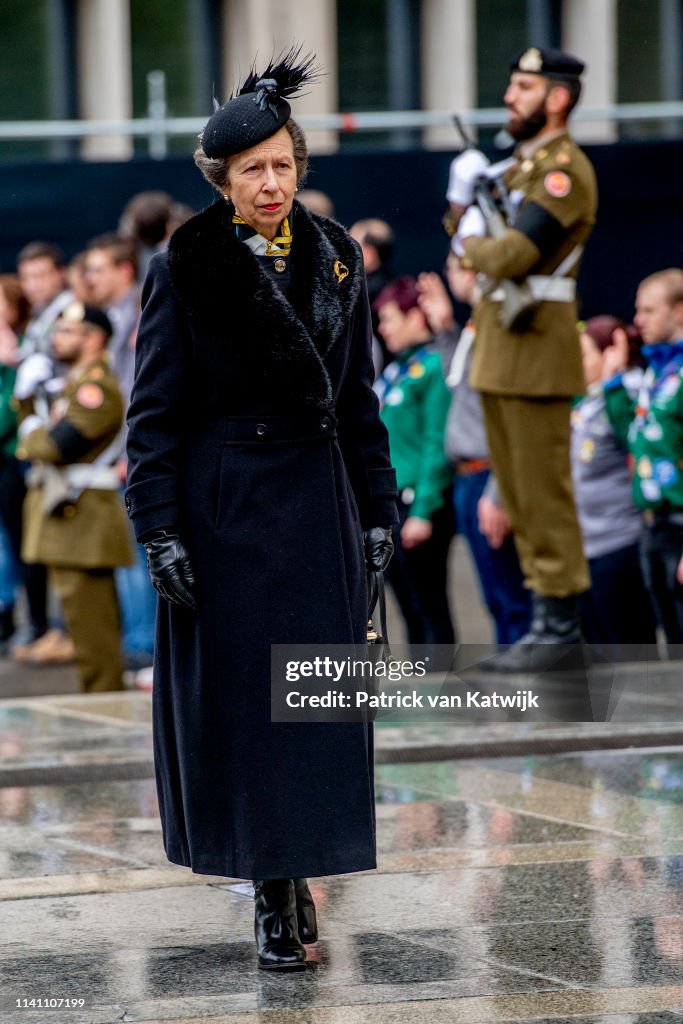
left=367, top=569, right=392, bottom=663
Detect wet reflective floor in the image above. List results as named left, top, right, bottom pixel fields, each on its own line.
left=3, top=728, right=683, bottom=1022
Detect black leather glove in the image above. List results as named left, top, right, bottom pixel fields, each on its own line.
left=144, top=530, right=196, bottom=610
left=363, top=527, right=394, bottom=572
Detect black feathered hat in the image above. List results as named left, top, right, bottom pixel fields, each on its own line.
left=200, top=48, right=319, bottom=159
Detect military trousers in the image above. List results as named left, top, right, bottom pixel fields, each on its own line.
left=480, top=394, right=590, bottom=598
left=50, top=567, right=125, bottom=693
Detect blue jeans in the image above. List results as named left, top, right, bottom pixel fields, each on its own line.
left=115, top=539, right=156, bottom=657
left=0, top=518, right=19, bottom=610
left=454, top=469, right=531, bottom=646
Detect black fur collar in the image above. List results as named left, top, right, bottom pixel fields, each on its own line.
left=167, top=199, right=363, bottom=411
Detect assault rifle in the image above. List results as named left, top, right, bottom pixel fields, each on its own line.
left=452, top=116, right=538, bottom=330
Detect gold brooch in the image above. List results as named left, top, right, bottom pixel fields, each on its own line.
left=334, top=260, right=349, bottom=284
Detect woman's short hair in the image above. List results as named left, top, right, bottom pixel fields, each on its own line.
left=583, top=315, right=644, bottom=369
left=193, top=119, right=309, bottom=193
left=373, top=276, right=421, bottom=315
left=0, top=274, right=31, bottom=334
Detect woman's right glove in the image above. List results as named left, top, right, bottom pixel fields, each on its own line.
left=144, top=530, right=196, bottom=610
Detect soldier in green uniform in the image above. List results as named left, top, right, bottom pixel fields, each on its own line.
left=16, top=302, right=133, bottom=692
left=451, top=46, right=597, bottom=670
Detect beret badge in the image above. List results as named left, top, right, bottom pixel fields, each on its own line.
left=518, top=47, right=544, bottom=72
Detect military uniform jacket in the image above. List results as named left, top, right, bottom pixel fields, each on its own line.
left=125, top=199, right=398, bottom=880
left=604, top=341, right=683, bottom=511
left=18, top=358, right=133, bottom=568
left=465, top=131, right=597, bottom=397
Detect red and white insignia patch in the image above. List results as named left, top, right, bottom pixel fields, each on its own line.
left=544, top=171, right=571, bottom=198
left=75, top=383, right=104, bottom=409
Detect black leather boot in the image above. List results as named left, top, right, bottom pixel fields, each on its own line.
left=253, top=878, right=306, bottom=970
left=481, top=593, right=583, bottom=673
left=293, top=877, right=318, bottom=943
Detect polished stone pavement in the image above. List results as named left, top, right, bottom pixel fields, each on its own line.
left=3, top=709, right=683, bottom=1021
left=2, top=532, right=683, bottom=1023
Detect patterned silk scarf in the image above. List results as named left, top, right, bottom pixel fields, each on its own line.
left=232, top=210, right=292, bottom=256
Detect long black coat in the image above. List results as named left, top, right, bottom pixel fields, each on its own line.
left=125, top=199, right=398, bottom=880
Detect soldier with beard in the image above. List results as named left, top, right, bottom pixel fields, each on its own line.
left=450, top=47, right=597, bottom=671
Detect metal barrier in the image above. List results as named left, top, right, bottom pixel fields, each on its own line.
left=1, top=102, right=683, bottom=158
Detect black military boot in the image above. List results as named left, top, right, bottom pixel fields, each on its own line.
left=481, top=593, right=583, bottom=673
left=293, top=877, right=318, bottom=943
left=253, top=878, right=306, bottom=970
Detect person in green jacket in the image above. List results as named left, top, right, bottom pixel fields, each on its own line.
left=0, top=275, right=29, bottom=648
left=374, top=276, right=455, bottom=661
left=602, top=268, right=683, bottom=646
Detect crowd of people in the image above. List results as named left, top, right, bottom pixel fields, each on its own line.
left=0, top=191, right=191, bottom=690
left=1, top=131, right=683, bottom=691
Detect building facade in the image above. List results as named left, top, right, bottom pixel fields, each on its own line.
left=1, top=0, right=681, bottom=160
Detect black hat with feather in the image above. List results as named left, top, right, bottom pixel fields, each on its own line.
left=200, top=48, right=319, bottom=158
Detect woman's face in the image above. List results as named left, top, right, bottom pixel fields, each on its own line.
left=378, top=301, right=426, bottom=354
left=226, top=127, right=297, bottom=240
left=580, top=331, right=603, bottom=386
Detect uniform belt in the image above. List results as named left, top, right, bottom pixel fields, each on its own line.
left=643, top=507, right=683, bottom=528
left=27, top=464, right=120, bottom=490
left=456, top=457, right=490, bottom=475
left=489, top=277, right=576, bottom=303
left=223, top=413, right=337, bottom=444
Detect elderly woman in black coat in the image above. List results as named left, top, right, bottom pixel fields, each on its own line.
left=125, top=52, right=397, bottom=971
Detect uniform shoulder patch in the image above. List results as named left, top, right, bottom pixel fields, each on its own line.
left=75, top=383, right=105, bottom=409
left=544, top=171, right=572, bottom=198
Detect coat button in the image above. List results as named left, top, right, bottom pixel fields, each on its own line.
left=273, top=258, right=287, bottom=273
left=124, top=494, right=131, bottom=511
left=256, top=423, right=267, bottom=437
left=320, top=416, right=331, bottom=431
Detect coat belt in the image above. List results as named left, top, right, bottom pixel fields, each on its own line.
left=27, top=464, right=120, bottom=490
left=489, top=277, right=576, bottom=303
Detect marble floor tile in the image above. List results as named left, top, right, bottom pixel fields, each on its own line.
left=376, top=760, right=683, bottom=839
left=0, top=778, right=159, bottom=827
left=487, top=748, right=683, bottom=809
left=375, top=791, right=602, bottom=852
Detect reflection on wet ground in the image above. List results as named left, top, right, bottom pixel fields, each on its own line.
left=3, top=716, right=683, bottom=1019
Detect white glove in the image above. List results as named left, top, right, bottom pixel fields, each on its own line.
left=18, top=414, right=43, bottom=439
left=446, top=149, right=490, bottom=206
left=14, top=353, right=53, bottom=400
left=452, top=205, right=487, bottom=256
